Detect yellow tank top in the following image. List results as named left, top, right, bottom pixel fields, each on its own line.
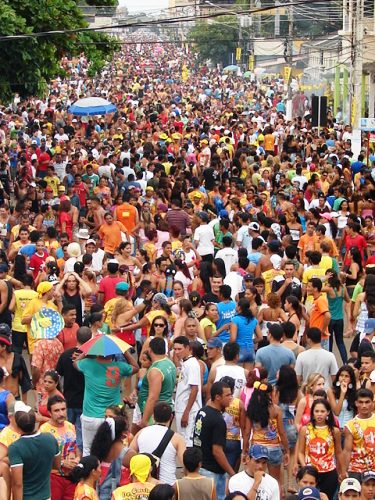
left=305, top=424, right=335, bottom=472
left=252, top=418, right=280, bottom=447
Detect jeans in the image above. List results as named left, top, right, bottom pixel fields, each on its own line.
left=81, top=415, right=105, bottom=456
left=67, top=408, right=83, bottom=452
left=200, top=468, right=227, bottom=500
left=225, top=439, right=241, bottom=469
left=321, top=338, right=329, bottom=351
left=329, top=319, right=347, bottom=364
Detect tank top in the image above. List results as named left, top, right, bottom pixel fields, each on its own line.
left=356, top=301, right=368, bottom=336
left=138, top=358, right=176, bottom=413
left=337, top=398, right=354, bottom=429
left=252, top=417, right=280, bottom=447
left=223, top=398, right=241, bottom=441
left=137, top=425, right=177, bottom=485
left=327, top=288, right=344, bottom=320
left=305, top=424, right=335, bottom=472
left=214, top=365, right=246, bottom=398
left=176, top=476, right=214, bottom=500
left=0, top=390, right=10, bottom=429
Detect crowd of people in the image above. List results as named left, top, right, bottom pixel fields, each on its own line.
left=0, top=40, right=373, bottom=500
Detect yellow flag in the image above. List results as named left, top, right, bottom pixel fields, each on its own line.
left=284, top=66, right=291, bottom=82
left=236, top=47, right=242, bottom=61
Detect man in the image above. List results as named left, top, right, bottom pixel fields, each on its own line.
left=338, top=478, right=362, bottom=499
left=76, top=342, right=139, bottom=456
left=114, top=191, right=139, bottom=235
left=97, top=260, right=125, bottom=305
left=295, top=327, right=338, bottom=388
left=272, top=260, right=302, bottom=307
left=193, top=381, right=235, bottom=500
left=357, top=318, right=375, bottom=363
left=56, top=304, right=79, bottom=351
left=236, top=213, right=252, bottom=253
left=216, top=285, right=237, bottom=343
left=298, top=221, right=319, bottom=265
left=203, top=274, right=224, bottom=304
left=173, top=336, right=202, bottom=447
left=112, top=454, right=157, bottom=499
left=0, top=268, right=14, bottom=329
left=130, top=402, right=186, bottom=486
left=206, top=337, right=225, bottom=370
left=56, top=326, right=91, bottom=452
left=344, top=389, right=375, bottom=480
left=359, top=351, right=375, bottom=393
left=84, top=236, right=105, bottom=275
left=165, top=198, right=191, bottom=235
left=174, top=447, right=216, bottom=498
left=40, top=395, right=80, bottom=499
left=137, top=337, right=176, bottom=431
left=215, top=236, right=238, bottom=275
left=208, top=342, right=247, bottom=399
left=9, top=401, right=60, bottom=500
left=361, top=471, right=375, bottom=500
left=98, top=212, right=127, bottom=258
left=194, top=211, right=215, bottom=262
left=227, top=444, right=279, bottom=499
left=306, top=277, right=331, bottom=350
left=302, top=252, right=327, bottom=298
left=255, top=324, right=295, bottom=385
left=11, top=274, right=38, bottom=355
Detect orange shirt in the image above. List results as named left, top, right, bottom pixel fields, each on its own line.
left=114, top=203, right=138, bottom=234
left=310, top=294, right=330, bottom=338
left=98, top=221, right=127, bottom=254
left=298, top=234, right=320, bottom=263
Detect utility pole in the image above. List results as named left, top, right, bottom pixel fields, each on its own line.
left=352, top=0, right=364, bottom=128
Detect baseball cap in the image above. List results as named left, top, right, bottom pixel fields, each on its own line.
left=0, top=263, right=9, bottom=273
left=198, top=211, right=209, bottom=222
left=0, top=323, right=11, bottom=342
left=362, top=471, right=375, bottom=483
left=297, top=487, right=320, bottom=500
left=116, top=282, right=130, bottom=292
left=249, top=222, right=260, bottom=231
left=249, top=444, right=269, bottom=460
left=339, top=478, right=361, bottom=494
left=244, top=273, right=254, bottom=281
left=85, top=239, right=96, bottom=246
left=207, top=338, right=223, bottom=349
left=268, top=240, right=281, bottom=252
left=364, top=318, right=375, bottom=334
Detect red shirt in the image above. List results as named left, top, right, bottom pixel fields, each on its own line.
left=98, top=276, right=126, bottom=304
left=38, top=151, right=51, bottom=172
left=57, top=323, right=79, bottom=351
left=344, top=234, right=367, bottom=265
left=29, top=251, right=48, bottom=279
left=73, top=182, right=87, bottom=207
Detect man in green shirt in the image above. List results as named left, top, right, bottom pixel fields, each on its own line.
left=137, top=337, right=176, bottom=431
left=9, top=401, right=60, bottom=500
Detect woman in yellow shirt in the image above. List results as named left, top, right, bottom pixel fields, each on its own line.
left=71, top=455, right=101, bottom=500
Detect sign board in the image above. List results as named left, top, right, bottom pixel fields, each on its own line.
left=284, top=66, right=291, bottom=82
left=248, top=54, right=254, bottom=71
left=370, top=132, right=375, bottom=143
left=236, top=47, right=242, bottom=61
left=360, top=117, right=375, bottom=131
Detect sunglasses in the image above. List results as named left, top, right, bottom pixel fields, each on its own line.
left=154, top=323, right=166, bottom=328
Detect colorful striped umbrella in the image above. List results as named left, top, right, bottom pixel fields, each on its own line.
left=79, top=334, right=131, bottom=357
left=30, top=307, right=64, bottom=340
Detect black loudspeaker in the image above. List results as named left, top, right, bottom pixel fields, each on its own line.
left=311, top=96, right=328, bottom=127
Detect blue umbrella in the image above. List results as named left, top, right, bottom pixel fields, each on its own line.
left=223, top=65, right=239, bottom=73
left=68, top=97, right=117, bottom=116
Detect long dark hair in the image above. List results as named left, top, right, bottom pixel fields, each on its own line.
left=246, top=382, right=273, bottom=427
left=249, top=286, right=262, bottom=306
left=213, top=258, right=226, bottom=279
left=69, top=455, right=99, bottom=483
left=310, top=399, right=335, bottom=431
left=276, top=365, right=299, bottom=404
left=349, top=247, right=363, bottom=275
left=149, top=315, right=169, bottom=337
left=174, top=259, right=191, bottom=280
left=326, top=269, right=342, bottom=290
left=237, top=298, right=254, bottom=324
left=90, top=417, right=127, bottom=462
left=332, top=365, right=356, bottom=412
left=285, top=295, right=302, bottom=318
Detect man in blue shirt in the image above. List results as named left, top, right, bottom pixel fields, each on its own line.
left=216, top=285, right=236, bottom=343
left=351, top=154, right=365, bottom=176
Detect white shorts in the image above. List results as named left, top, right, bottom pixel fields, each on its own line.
left=175, top=410, right=198, bottom=447
left=132, top=403, right=142, bottom=425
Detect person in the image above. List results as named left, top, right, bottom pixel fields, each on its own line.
left=31, top=329, right=64, bottom=395
left=173, top=336, right=202, bottom=446
left=8, top=401, right=61, bottom=500
left=37, top=369, right=64, bottom=422
left=207, top=342, right=247, bottom=399
left=227, top=444, right=279, bottom=499
left=76, top=342, right=139, bottom=456
left=70, top=455, right=101, bottom=500
left=194, top=212, right=215, bottom=262
left=327, top=365, right=356, bottom=430
left=338, top=477, right=362, bottom=499
left=174, top=447, right=215, bottom=500
left=56, top=303, right=79, bottom=351
left=215, top=236, right=238, bottom=275
left=130, top=402, right=186, bottom=486
left=294, top=328, right=338, bottom=388
left=111, top=453, right=159, bottom=499
left=137, top=337, right=176, bottom=431
left=295, top=373, right=326, bottom=430
left=255, top=323, right=295, bottom=385
left=297, top=398, right=345, bottom=498
left=98, top=212, right=127, bottom=258
left=306, top=278, right=331, bottom=350
left=361, top=471, right=375, bottom=500
left=206, top=337, right=225, bottom=371
left=0, top=366, right=13, bottom=431
left=295, top=466, right=329, bottom=500
left=216, top=284, right=237, bottom=343
left=56, top=326, right=92, bottom=453
left=343, top=388, right=375, bottom=479
left=243, top=381, right=289, bottom=491
left=148, top=484, right=176, bottom=500
left=40, top=395, right=80, bottom=499
left=193, top=380, right=235, bottom=500
left=11, top=274, right=38, bottom=355
left=272, top=260, right=302, bottom=307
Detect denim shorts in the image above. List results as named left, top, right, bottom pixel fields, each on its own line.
left=267, top=446, right=283, bottom=466
left=285, top=423, right=298, bottom=449
left=238, top=346, right=255, bottom=363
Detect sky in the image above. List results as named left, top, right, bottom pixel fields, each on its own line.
left=119, top=0, right=169, bottom=13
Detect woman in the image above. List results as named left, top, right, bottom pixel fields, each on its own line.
left=57, top=272, right=92, bottom=326
left=173, top=259, right=192, bottom=297
left=295, top=373, right=326, bottom=430
left=190, top=340, right=207, bottom=393
left=141, top=316, right=170, bottom=356
left=243, top=381, right=289, bottom=488
left=90, top=417, right=133, bottom=499
left=189, top=291, right=205, bottom=320
left=284, top=295, right=304, bottom=339
left=323, top=269, right=349, bottom=363
left=170, top=280, right=186, bottom=315
left=37, top=370, right=64, bottom=422
left=0, top=367, right=14, bottom=431
left=82, top=270, right=98, bottom=315
left=327, top=365, right=356, bottom=430
left=342, top=247, right=363, bottom=298
left=173, top=299, right=193, bottom=337
left=58, top=199, right=74, bottom=241
left=336, top=200, right=350, bottom=239
left=257, top=293, right=287, bottom=341
left=71, top=455, right=101, bottom=500
left=124, top=293, right=174, bottom=339
left=230, top=298, right=262, bottom=368
left=199, top=302, right=219, bottom=341
left=297, top=399, right=345, bottom=498
left=275, top=365, right=302, bottom=494
left=243, top=286, right=262, bottom=317
left=116, top=242, right=142, bottom=274
left=287, top=211, right=303, bottom=246
left=363, top=215, right=375, bottom=255
left=295, top=198, right=307, bottom=233
left=296, top=466, right=329, bottom=500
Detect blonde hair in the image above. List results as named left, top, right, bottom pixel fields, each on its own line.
left=302, top=372, right=325, bottom=395
left=112, top=298, right=131, bottom=325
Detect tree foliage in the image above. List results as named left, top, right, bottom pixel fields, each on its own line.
left=187, top=16, right=239, bottom=66
left=0, top=0, right=119, bottom=102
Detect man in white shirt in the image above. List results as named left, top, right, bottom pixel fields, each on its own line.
left=173, top=336, right=202, bottom=446
left=236, top=213, right=253, bottom=252
left=193, top=212, right=215, bottom=261
left=228, top=444, right=280, bottom=499
left=215, top=236, right=238, bottom=275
